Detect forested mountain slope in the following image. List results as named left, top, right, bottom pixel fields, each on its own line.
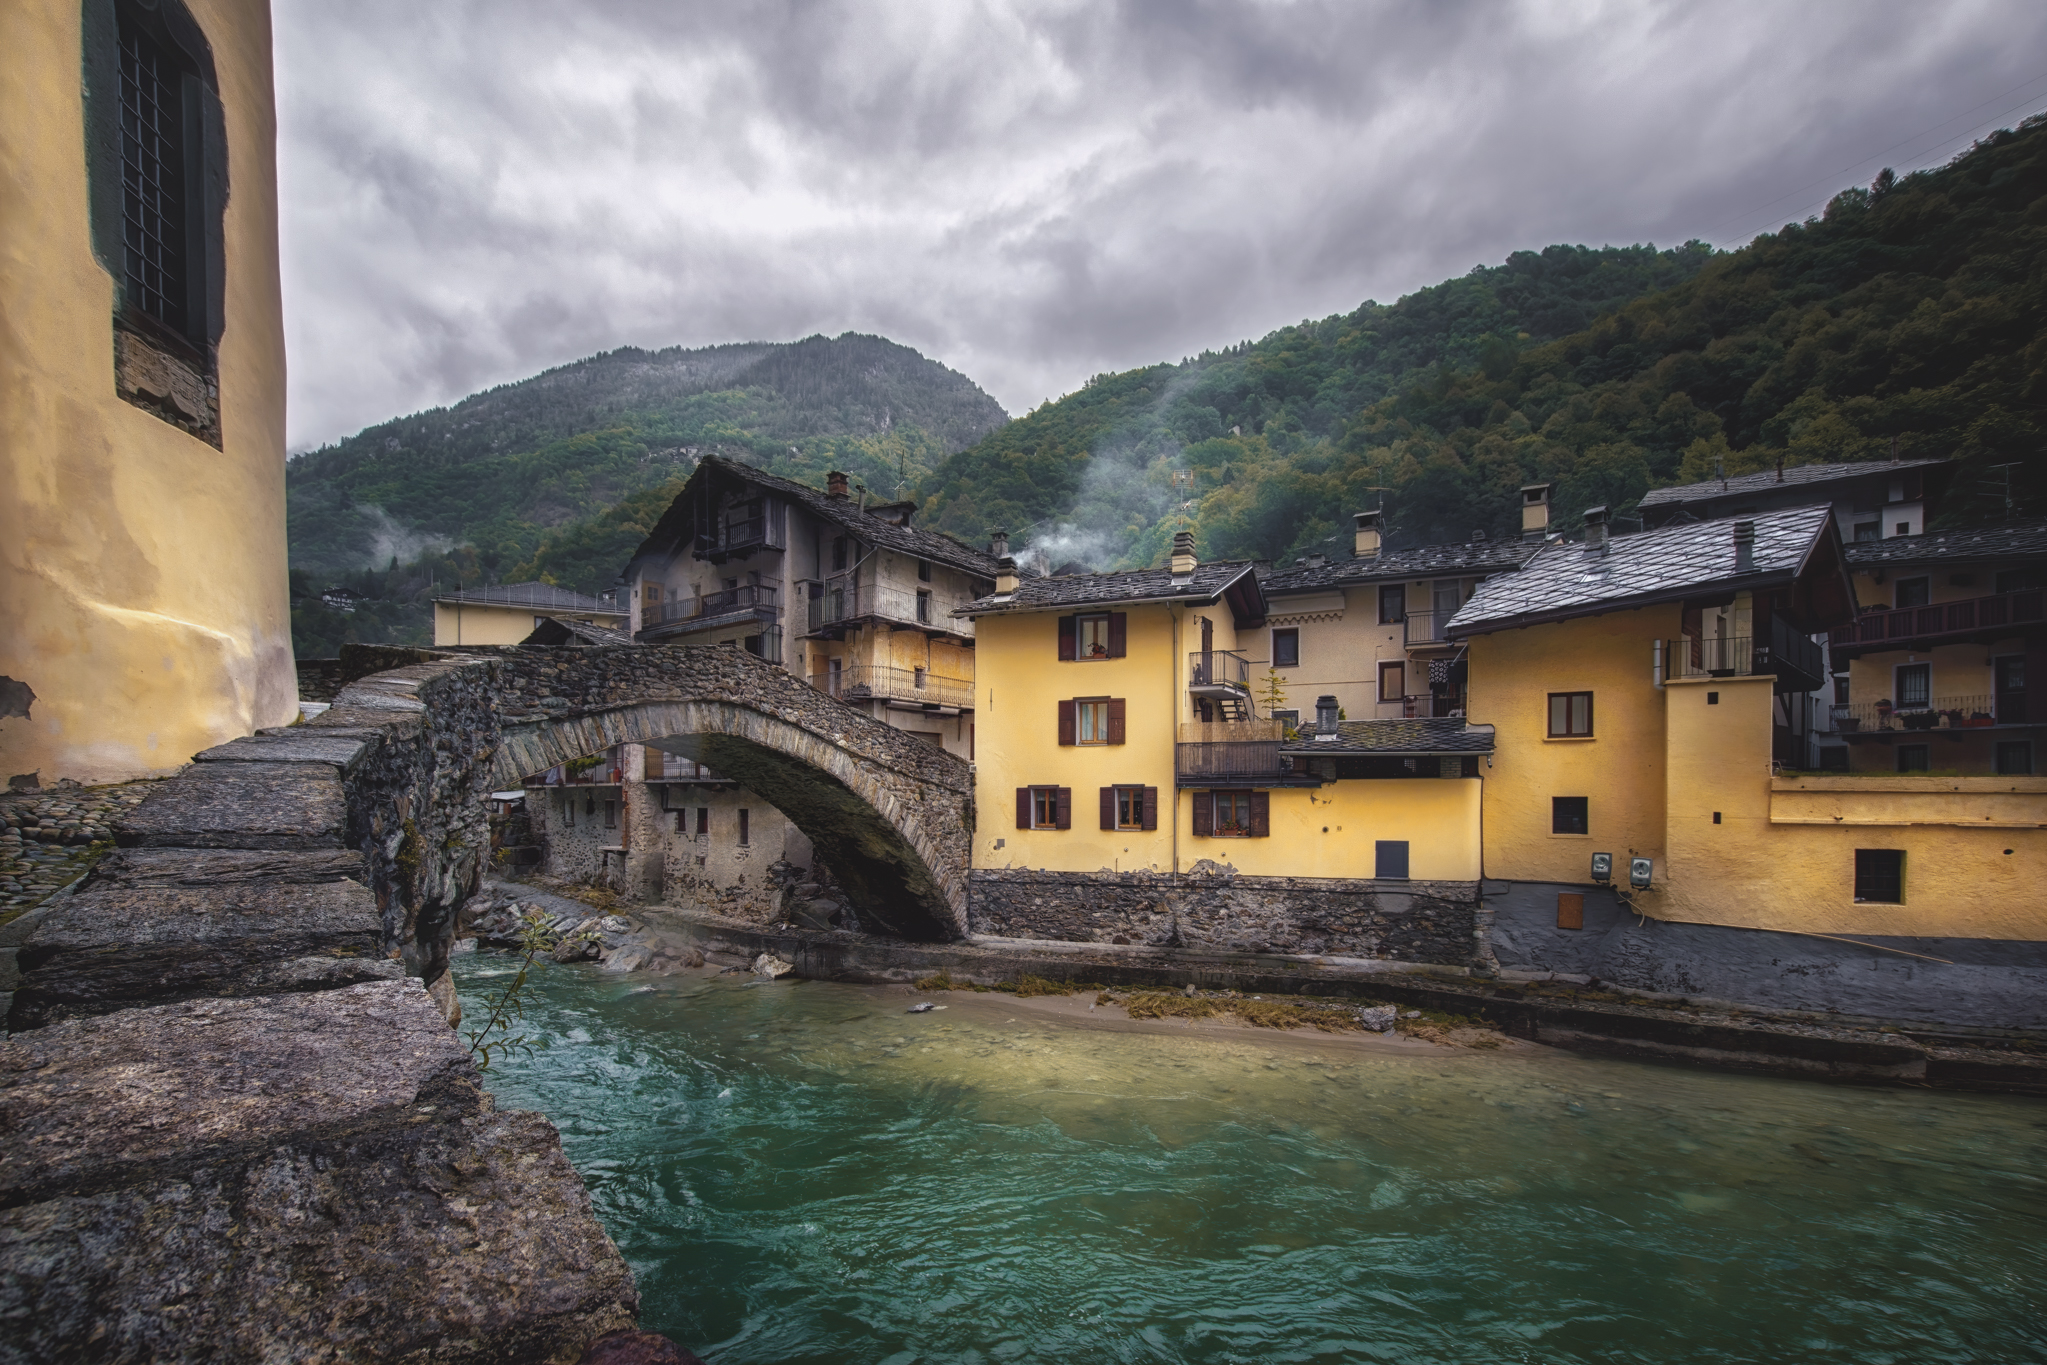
left=286, top=332, right=1008, bottom=579
left=923, top=114, right=2047, bottom=571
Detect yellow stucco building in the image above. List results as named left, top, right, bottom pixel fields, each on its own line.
left=2, top=0, right=293, bottom=786
left=432, top=581, right=627, bottom=646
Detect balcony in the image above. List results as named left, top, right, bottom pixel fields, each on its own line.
left=1662, top=617, right=1826, bottom=694
left=643, top=752, right=734, bottom=783
left=641, top=584, right=781, bottom=639
left=1830, top=694, right=2029, bottom=734
left=813, top=664, right=974, bottom=711
left=1833, top=587, right=2046, bottom=659
left=694, top=513, right=780, bottom=563
left=1403, top=611, right=1455, bottom=650
left=1188, top=650, right=1251, bottom=696
left=807, top=582, right=973, bottom=637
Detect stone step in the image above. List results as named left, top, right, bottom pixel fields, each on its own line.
left=113, top=762, right=348, bottom=850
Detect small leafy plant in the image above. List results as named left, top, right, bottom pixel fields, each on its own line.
left=463, top=909, right=597, bottom=1070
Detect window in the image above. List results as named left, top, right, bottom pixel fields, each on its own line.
left=1995, top=567, right=2046, bottom=594
left=674, top=810, right=687, bottom=834
left=1379, top=661, right=1405, bottom=703
left=1853, top=522, right=1879, bottom=543
left=1548, top=692, right=1594, bottom=737
left=1895, top=522, right=1910, bottom=537
left=1211, top=791, right=1254, bottom=836
left=738, top=809, right=750, bottom=846
left=1076, top=700, right=1109, bottom=744
left=1894, top=664, right=1931, bottom=709
left=643, top=582, right=662, bottom=605
left=1102, top=785, right=1157, bottom=831
left=1379, top=585, right=1406, bottom=624
left=1552, top=797, right=1589, bottom=835
left=1059, top=612, right=1125, bottom=660
left=1996, top=742, right=2033, bottom=776
left=832, top=537, right=849, bottom=571
left=696, top=808, right=709, bottom=838
left=826, top=657, right=842, bottom=695
left=1191, top=790, right=1268, bottom=837
left=1854, top=849, right=1904, bottom=904
left=603, top=800, right=617, bottom=829
left=1833, top=675, right=1850, bottom=705
left=1272, top=708, right=1300, bottom=729
left=1058, top=697, right=1125, bottom=745
left=913, top=666, right=927, bottom=690
left=1272, top=628, right=1300, bottom=669
left=1894, top=577, right=1930, bottom=609
left=1077, top=613, right=1112, bottom=658
left=916, top=589, right=932, bottom=624
left=562, top=794, right=574, bottom=828
left=1896, top=745, right=1929, bottom=773
left=1375, top=841, right=1410, bottom=879
left=917, top=558, right=932, bottom=582
left=1017, top=786, right=1070, bottom=830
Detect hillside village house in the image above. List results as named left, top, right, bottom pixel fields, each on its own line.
left=961, top=533, right=1492, bottom=960
left=431, top=581, right=626, bottom=646
left=3, top=0, right=295, bottom=785
left=1638, top=457, right=1953, bottom=542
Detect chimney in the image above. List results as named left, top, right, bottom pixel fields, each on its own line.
left=1169, top=530, right=1197, bottom=577
left=1519, top=484, right=1551, bottom=541
left=1314, top=694, right=1340, bottom=740
left=1733, top=520, right=1756, bottom=573
left=826, top=470, right=850, bottom=499
left=995, top=556, right=1018, bottom=595
left=989, top=529, right=1009, bottom=559
left=1582, top=505, right=1610, bottom=555
left=1353, top=509, right=1383, bottom=559
left=1470, top=529, right=1487, bottom=544
left=1301, top=552, right=1327, bottom=570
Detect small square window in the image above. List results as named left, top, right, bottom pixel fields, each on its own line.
left=1273, top=628, right=1300, bottom=669
left=1031, top=786, right=1061, bottom=829
left=1996, top=742, right=2033, bottom=776
left=1895, top=663, right=1931, bottom=709
left=1076, top=613, right=1112, bottom=659
left=1896, top=745, right=1930, bottom=773
left=917, top=558, right=932, bottom=582
left=1552, top=796, right=1589, bottom=835
left=1854, top=849, right=1904, bottom=903
left=1895, top=522, right=1910, bottom=537
left=1894, top=577, right=1931, bottom=609
left=1548, top=691, right=1594, bottom=737
left=1707, top=691, right=1719, bottom=705
left=1374, top=840, right=1410, bottom=879
left=1833, top=675, right=1850, bottom=704
left=1853, top=522, right=1879, bottom=543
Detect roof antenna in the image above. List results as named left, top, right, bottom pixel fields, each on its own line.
left=1890, top=433, right=1900, bottom=464
left=1716, top=453, right=1725, bottom=490
left=1775, top=453, right=1785, bottom=484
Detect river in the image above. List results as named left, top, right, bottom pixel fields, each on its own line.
left=455, top=959, right=2047, bottom=1364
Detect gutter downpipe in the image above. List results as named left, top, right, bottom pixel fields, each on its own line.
left=1651, top=638, right=1665, bottom=690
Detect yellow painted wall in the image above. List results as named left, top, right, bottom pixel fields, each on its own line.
left=1465, top=605, right=1675, bottom=883
left=433, top=603, right=548, bottom=646
left=1, top=0, right=294, bottom=785
left=1183, top=780, right=1482, bottom=880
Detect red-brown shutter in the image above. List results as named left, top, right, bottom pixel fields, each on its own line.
left=1107, top=612, right=1127, bottom=658
left=1249, top=790, right=1270, bottom=838
left=1055, top=787, right=1072, bottom=830
left=1100, top=787, right=1116, bottom=830
left=1057, top=699, right=1076, bottom=746
left=1106, top=697, right=1126, bottom=744
left=1057, top=616, right=1076, bottom=660
left=1141, top=786, right=1158, bottom=831
left=1191, top=791, right=1213, bottom=836
left=1016, top=788, right=1032, bottom=829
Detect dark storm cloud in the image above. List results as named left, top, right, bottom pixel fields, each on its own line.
left=276, top=0, right=2047, bottom=448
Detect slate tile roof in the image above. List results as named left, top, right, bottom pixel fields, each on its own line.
left=1263, top=540, right=1539, bottom=594
left=958, top=561, right=1259, bottom=615
left=1843, top=519, right=2047, bottom=568
left=431, top=581, right=624, bottom=615
left=1638, top=458, right=1949, bottom=508
left=523, top=616, right=636, bottom=646
left=1447, top=504, right=1833, bottom=636
left=1280, top=718, right=1496, bottom=755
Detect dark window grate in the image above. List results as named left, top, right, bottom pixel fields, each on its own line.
left=1854, top=849, right=1904, bottom=904
left=119, top=21, right=187, bottom=332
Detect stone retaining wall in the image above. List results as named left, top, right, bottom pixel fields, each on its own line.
left=969, top=864, right=1482, bottom=965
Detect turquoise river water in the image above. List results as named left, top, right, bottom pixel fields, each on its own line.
left=455, top=960, right=2047, bottom=1364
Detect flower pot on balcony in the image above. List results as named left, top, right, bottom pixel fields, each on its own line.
left=1963, top=714, right=1995, bottom=728
left=1836, top=717, right=1861, bottom=733
left=1900, top=711, right=1938, bottom=731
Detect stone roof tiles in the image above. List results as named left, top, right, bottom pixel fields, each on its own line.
left=430, top=581, right=624, bottom=615
left=1843, top=519, right=2047, bottom=568
left=694, top=456, right=1000, bottom=579
left=1262, top=540, right=1539, bottom=594
left=958, top=561, right=1259, bottom=615
left=1638, top=459, right=1949, bottom=508
left=1280, top=717, right=1496, bottom=755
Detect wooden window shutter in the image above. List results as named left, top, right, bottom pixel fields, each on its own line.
left=1055, top=787, right=1072, bottom=830
left=1057, top=699, right=1076, bottom=746
left=1249, top=790, right=1270, bottom=838
left=1141, top=786, right=1158, bottom=831
left=1057, top=616, right=1077, bottom=660
left=1107, top=698, right=1126, bottom=744
left=1191, top=791, right=1213, bottom=836
left=1099, top=787, right=1116, bottom=830
left=1016, top=787, right=1031, bottom=829
left=1107, top=612, right=1127, bottom=657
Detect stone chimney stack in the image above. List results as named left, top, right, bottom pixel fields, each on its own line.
left=1353, top=509, right=1383, bottom=559
left=995, top=556, right=1018, bottom=595
left=1520, top=483, right=1551, bottom=541
left=989, top=529, right=1009, bottom=558
left=826, top=470, right=850, bottom=499
left=1169, top=530, right=1197, bottom=577
left=1582, top=505, right=1610, bottom=555
left=1314, top=694, right=1340, bottom=740
left=1734, top=519, right=1756, bottom=573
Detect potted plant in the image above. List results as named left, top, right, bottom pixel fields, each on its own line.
left=1874, top=698, right=1894, bottom=728
left=1964, top=710, right=1996, bottom=728
left=1901, top=709, right=1938, bottom=731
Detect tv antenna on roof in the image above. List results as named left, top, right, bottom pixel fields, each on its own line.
left=1983, top=462, right=2021, bottom=521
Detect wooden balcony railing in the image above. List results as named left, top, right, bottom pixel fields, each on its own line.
left=1843, top=588, right=2046, bottom=650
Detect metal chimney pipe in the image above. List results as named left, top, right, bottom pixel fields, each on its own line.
left=1314, top=694, right=1340, bottom=740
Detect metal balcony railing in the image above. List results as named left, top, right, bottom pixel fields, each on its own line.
left=1843, top=588, right=2045, bottom=650
left=644, top=583, right=780, bottom=629
left=812, top=664, right=974, bottom=710
left=1403, top=611, right=1452, bottom=647
left=1662, top=618, right=1825, bottom=693
left=1831, top=694, right=2008, bottom=733
left=694, top=514, right=778, bottom=560
left=1188, top=650, right=1251, bottom=691
left=643, top=753, right=727, bottom=781
left=808, top=582, right=972, bottom=634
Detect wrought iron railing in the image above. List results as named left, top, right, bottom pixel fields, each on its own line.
left=1844, top=588, right=2046, bottom=647
left=1188, top=650, right=1251, bottom=690
left=1662, top=618, right=1825, bottom=691
left=1403, top=611, right=1451, bottom=647
left=643, top=583, right=780, bottom=628
left=811, top=664, right=973, bottom=709
left=1831, top=694, right=2003, bottom=733
left=808, top=582, right=972, bottom=633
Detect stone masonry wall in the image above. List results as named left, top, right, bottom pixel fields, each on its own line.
left=970, top=863, right=1482, bottom=966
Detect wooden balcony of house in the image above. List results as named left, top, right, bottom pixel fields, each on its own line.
left=693, top=511, right=782, bottom=563
left=1174, top=720, right=1320, bottom=788
left=1660, top=617, right=1826, bottom=694
left=812, top=664, right=974, bottom=711
left=642, top=751, right=736, bottom=786
left=1831, top=586, right=2046, bottom=660
left=805, top=582, right=976, bottom=639
left=640, top=584, right=781, bottom=640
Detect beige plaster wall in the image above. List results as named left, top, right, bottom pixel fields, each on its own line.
left=0, top=0, right=293, bottom=785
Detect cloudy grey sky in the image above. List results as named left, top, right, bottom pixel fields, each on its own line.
left=275, top=0, right=2047, bottom=450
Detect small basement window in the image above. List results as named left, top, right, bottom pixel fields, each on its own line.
left=1996, top=741, right=2033, bottom=776
left=1854, top=849, right=1904, bottom=904
left=1896, top=745, right=1930, bottom=773
left=1552, top=796, right=1589, bottom=835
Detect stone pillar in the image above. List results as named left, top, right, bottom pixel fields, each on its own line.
left=620, top=743, right=665, bottom=902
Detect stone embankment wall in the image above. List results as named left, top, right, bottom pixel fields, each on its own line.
left=0, top=654, right=639, bottom=1360
left=969, top=864, right=1482, bottom=965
